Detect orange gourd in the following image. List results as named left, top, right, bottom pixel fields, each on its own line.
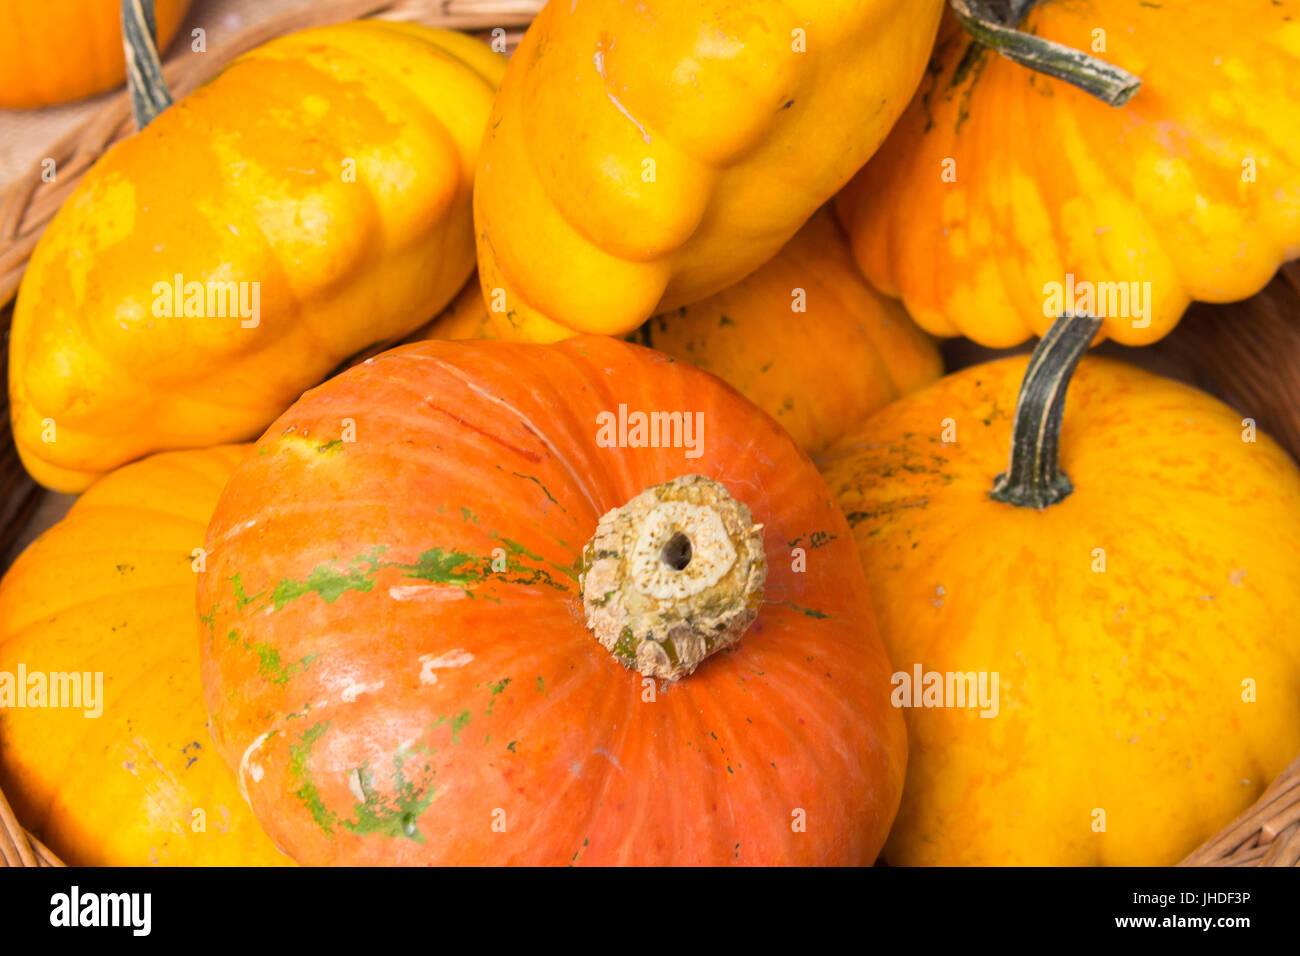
left=198, top=336, right=905, bottom=865
left=0, top=0, right=191, bottom=108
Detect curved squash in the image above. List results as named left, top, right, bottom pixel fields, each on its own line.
left=9, top=22, right=505, bottom=493
left=473, top=0, right=946, bottom=341
left=0, top=445, right=291, bottom=866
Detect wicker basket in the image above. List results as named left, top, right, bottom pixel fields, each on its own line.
left=1, top=0, right=1298, bottom=868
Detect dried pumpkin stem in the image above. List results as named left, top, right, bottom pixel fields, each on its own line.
left=949, top=0, right=1142, bottom=107
left=122, top=0, right=173, bottom=129
left=989, top=311, right=1102, bottom=510
left=580, top=475, right=766, bottom=681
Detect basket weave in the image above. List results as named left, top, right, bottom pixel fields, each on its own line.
left=1, top=0, right=1298, bottom=868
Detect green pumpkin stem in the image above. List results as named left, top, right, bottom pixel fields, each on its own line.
left=949, top=0, right=1141, bottom=107
left=989, top=312, right=1102, bottom=510
left=122, top=0, right=173, bottom=130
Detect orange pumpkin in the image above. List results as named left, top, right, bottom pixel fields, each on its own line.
left=0, top=0, right=192, bottom=109
left=198, top=336, right=906, bottom=865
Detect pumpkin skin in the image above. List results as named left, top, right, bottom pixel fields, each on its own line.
left=198, top=336, right=906, bottom=865
left=837, top=2, right=1300, bottom=348
left=473, top=0, right=945, bottom=340
left=0, top=445, right=290, bottom=866
left=410, top=210, right=943, bottom=457
left=640, top=208, right=942, bottom=457
left=9, top=23, right=505, bottom=494
left=0, top=0, right=192, bottom=109
left=817, top=355, right=1300, bottom=865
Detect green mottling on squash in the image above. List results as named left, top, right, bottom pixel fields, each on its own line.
left=230, top=573, right=263, bottom=609
left=342, top=755, right=436, bottom=843
left=270, top=547, right=388, bottom=610
left=289, top=722, right=337, bottom=835
left=316, top=440, right=343, bottom=454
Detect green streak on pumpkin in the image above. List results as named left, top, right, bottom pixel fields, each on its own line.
left=767, top=600, right=832, bottom=620
left=342, top=753, right=436, bottom=843
left=289, top=722, right=336, bottom=835
left=253, top=644, right=319, bottom=686
left=511, top=471, right=561, bottom=508
left=431, top=710, right=472, bottom=746
left=270, top=547, right=388, bottom=610
left=316, top=440, right=343, bottom=454
left=396, top=548, right=485, bottom=585
left=230, top=573, right=264, bottom=610
left=494, top=535, right=543, bottom=562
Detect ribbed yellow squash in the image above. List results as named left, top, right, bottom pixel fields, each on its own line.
left=0, top=445, right=290, bottom=866
left=10, top=22, right=504, bottom=493
left=473, top=0, right=945, bottom=341
left=838, top=2, right=1300, bottom=347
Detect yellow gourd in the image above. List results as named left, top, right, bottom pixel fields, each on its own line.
left=473, top=0, right=946, bottom=341
left=818, top=313, right=1300, bottom=864
left=10, top=23, right=504, bottom=493
left=0, top=445, right=290, bottom=866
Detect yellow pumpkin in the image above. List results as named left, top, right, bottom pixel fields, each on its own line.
left=818, top=313, right=1300, bottom=864
left=9, top=23, right=504, bottom=493
left=0, top=0, right=191, bottom=109
left=837, top=1, right=1300, bottom=347
left=0, top=445, right=290, bottom=866
left=473, top=0, right=946, bottom=341
left=639, top=208, right=942, bottom=457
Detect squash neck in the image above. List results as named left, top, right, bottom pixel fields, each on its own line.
left=989, top=312, right=1101, bottom=510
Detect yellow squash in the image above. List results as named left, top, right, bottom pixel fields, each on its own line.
left=473, top=0, right=946, bottom=341
left=838, top=1, right=1300, bottom=347
left=0, top=0, right=191, bottom=108
left=0, top=445, right=290, bottom=866
left=10, top=22, right=505, bottom=493
left=818, top=313, right=1300, bottom=865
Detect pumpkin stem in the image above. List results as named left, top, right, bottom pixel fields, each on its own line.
left=579, top=475, right=766, bottom=681
left=989, top=312, right=1102, bottom=510
left=949, top=0, right=1141, bottom=107
left=122, top=0, right=173, bottom=130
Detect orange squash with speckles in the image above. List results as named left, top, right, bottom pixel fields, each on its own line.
left=198, top=336, right=906, bottom=865
left=838, top=1, right=1300, bottom=347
